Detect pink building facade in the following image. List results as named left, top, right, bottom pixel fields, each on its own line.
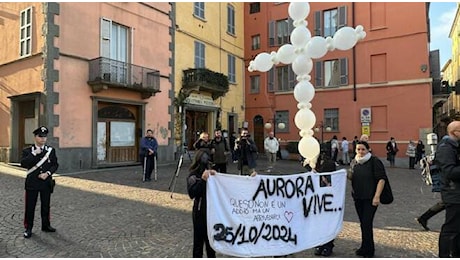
left=0, top=3, right=173, bottom=172
left=244, top=2, right=433, bottom=158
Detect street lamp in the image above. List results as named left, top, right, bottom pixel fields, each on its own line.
left=264, top=114, right=285, bottom=136
left=314, top=121, right=331, bottom=144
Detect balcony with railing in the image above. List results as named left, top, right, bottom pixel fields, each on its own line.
left=88, top=57, right=161, bottom=99
left=182, top=68, right=229, bottom=99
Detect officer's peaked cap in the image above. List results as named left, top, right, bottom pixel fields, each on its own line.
left=33, top=126, right=48, bottom=136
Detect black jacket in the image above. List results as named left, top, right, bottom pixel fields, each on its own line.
left=350, top=156, right=387, bottom=200
left=434, top=136, right=460, bottom=204
left=21, top=145, right=59, bottom=191
left=187, top=164, right=208, bottom=216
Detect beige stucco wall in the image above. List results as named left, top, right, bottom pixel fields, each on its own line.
left=174, top=2, right=245, bottom=133
left=54, top=2, right=172, bottom=147
left=0, top=3, right=45, bottom=147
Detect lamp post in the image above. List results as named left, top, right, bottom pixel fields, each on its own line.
left=264, top=114, right=285, bottom=136
left=314, top=121, right=331, bottom=144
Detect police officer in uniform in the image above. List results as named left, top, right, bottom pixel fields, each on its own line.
left=21, top=126, right=59, bottom=238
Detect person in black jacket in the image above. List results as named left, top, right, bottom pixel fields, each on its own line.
left=235, top=128, right=258, bottom=176
left=313, top=152, right=337, bottom=256
left=21, top=126, right=59, bottom=238
left=187, top=149, right=216, bottom=258
left=349, top=141, right=387, bottom=257
left=435, top=121, right=460, bottom=257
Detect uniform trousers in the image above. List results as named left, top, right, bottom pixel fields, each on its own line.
left=439, top=203, right=460, bottom=257
left=354, top=199, right=378, bottom=256
left=24, top=189, right=51, bottom=230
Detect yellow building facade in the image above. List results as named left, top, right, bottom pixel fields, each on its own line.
left=173, top=2, right=245, bottom=150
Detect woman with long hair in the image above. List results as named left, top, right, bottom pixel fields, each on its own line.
left=186, top=149, right=216, bottom=258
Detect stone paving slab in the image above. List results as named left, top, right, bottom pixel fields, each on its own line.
left=0, top=157, right=442, bottom=258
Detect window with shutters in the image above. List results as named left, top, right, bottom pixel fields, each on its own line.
left=314, top=58, right=348, bottom=87
left=228, top=54, right=236, bottom=83
left=100, top=18, right=129, bottom=84
left=268, top=65, right=295, bottom=92
left=250, top=75, right=260, bottom=93
left=324, top=108, right=339, bottom=131
left=227, top=4, right=235, bottom=35
left=194, top=41, right=205, bottom=68
left=314, top=6, right=347, bottom=37
left=194, top=2, right=205, bottom=19
left=252, top=35, right=260, bottom=50
left=19, top=7, right=33, bottom=57
left=268, top=19, right=293, bottom=46
left=249, top=3, right=260, bottom=14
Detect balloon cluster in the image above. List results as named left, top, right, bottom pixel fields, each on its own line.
left=247, top=2, right=366, bottom=168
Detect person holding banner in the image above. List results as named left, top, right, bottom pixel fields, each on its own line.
left=349, top=141, right=387, bottom=258
left=314, top=152, right=337, bottom=256
left=21, top=126, right=59, bottom=239
left=187, top=149, right=217, bottom=258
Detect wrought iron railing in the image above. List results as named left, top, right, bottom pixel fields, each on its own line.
left=183, top=68, right=229, bottom=92
left=88, top=57, right=160, bottom=93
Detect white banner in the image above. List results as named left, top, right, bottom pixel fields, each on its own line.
left=206, top=169, right=347, bottom=257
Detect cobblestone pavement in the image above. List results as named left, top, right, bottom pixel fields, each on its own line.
left=0, top=156, right=442, bottom=258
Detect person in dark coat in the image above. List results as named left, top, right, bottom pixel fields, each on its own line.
left=21, top=126, right=59, bottom=238
left=415, top=139, right=425, bottom=165
left=313, top=152, right=337, bottom=256
left=210, top=129, right=229, bottom=173
left=234, top=128, right=258, bottom=176
left=435, top=121, right=460, bottom=257
left=349, top=141, right=387, bottom=257
left=187, top=149, right=216, bottom=258
left=139, top=129, right=158, bottom=182
left=385, top=137, right=399, bottom=167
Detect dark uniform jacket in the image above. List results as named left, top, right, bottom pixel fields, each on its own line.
left=435, top=136, right=460, bottom=204
left=21, top=145, right=59, bottom=191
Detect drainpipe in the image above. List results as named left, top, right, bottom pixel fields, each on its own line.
left=352, top=2, right=357, bottom=102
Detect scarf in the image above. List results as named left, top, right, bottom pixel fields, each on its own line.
left=354, top=152, right=372, bottom=164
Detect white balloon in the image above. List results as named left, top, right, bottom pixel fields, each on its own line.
left=277, top=44, right=296, bottom=64
left=288, top=2, right=310, bottom=21
left=333, top=27, right=358, bottom=51
left=292, top=55, right=313, bottom=76
left=306, top=36, right=328, bottom=59
left=253, top=53, right=273, bottom=72
left=290, top=26, right=311, bottom=48
left=294, top=108, right=316, bottom=130
left=298, top=136, right=320, bottom=160
left=294, top=81, right=315, bottom=103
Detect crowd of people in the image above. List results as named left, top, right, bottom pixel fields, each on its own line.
left=21, top=124, right=459, bottom=258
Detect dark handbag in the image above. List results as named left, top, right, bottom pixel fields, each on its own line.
left=386, top=152, right=391, bottom=161
left=371, top=156, right=393, bottom=204
left=50, top=179, right=56, bottom=193
left=380, top=179, right=394, bottom=204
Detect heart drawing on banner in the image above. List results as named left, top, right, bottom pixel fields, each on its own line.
left=284, top=211, right=294, bottom=223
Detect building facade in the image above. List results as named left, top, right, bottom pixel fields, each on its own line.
left=244, top=2, right=433, bottom=157
left=0, top=2, right=174, bottom=172
left=435, top=3, right=460, bottom=137
left=173, top=2, right=245, bottom=152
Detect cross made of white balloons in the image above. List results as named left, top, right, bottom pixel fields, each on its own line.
left=248, top=2, right=366, bottom=169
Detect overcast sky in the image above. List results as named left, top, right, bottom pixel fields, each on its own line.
left=429, top=2, right=457, bottom=67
